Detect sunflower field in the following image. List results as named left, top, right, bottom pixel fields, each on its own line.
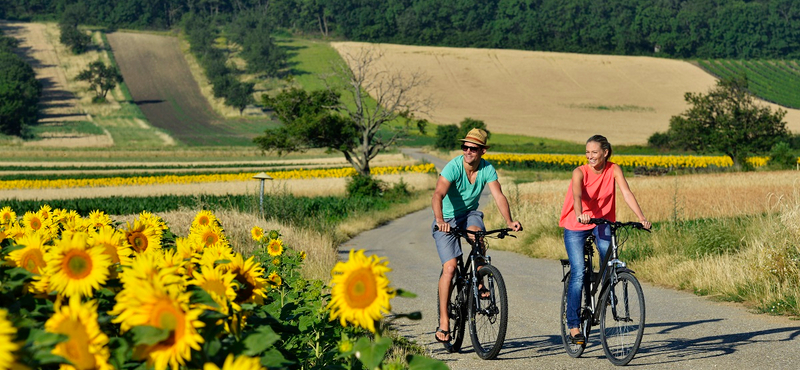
left=483, top=153, right=782, bottom=171
left=0, top=205, right=444, bottom=370
left=0, top=164, right=437, bottom=191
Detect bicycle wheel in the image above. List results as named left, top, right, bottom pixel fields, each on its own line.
left=468, top=264, right=508, bottom=360
left=560, top=272, right=587, bottom=357
left=600, top=271, right=645, bottom=366
left=438, top=270, right=466, bottom=352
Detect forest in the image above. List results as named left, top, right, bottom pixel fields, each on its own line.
left=2, top=0, right=800, bottom=59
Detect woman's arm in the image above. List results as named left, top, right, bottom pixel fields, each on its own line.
left=613, top=164, right=651, bottom=229
left=571, top=168, right=591, bottom=224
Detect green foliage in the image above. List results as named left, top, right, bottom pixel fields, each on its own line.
left=76, top=60, right=124, bottom=103
left=699, top=59, right=800, bottom=109
left=434, top=124, right=459, bottom=150
left=769, top=142, right=797, bottom=169
left=0, top=47, right=41, bottom=137
left=661, top=76, right=790, bottom=166
left=58, top=5, right=92, bottom=54
left=457, top=118, right=490, bottom=143
left=346, top=174, right=384, bottom=198
left=647, top=131, right=672, bottom=150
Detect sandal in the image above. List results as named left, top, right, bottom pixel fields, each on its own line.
left=434, top=327, right=451, bottom=343
left=568, top=332, right=585, bottom=345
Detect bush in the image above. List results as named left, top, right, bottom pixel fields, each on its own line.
left=346, top=174, right=384, bottom=198
left=0, top=51, right=41, bottom=136
left=769, top=142, right=797, bottom=169
left=434, top=124, right=459, bottom=150
left=647, top=131, right=672, bottom=149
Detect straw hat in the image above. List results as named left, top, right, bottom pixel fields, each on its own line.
left=460, top=128, right=490, bottom=148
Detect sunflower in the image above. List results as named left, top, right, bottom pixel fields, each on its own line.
left=271, top=257, right=281, bottom=266
left=327, top=249, right=394, bottom=333
left=221, top=253, right=268, bottom=305
left=191, top=210, right=219, bottom=231
left=45, top=231, right=112, bottom=298
left=267, top=272, right=282, bottom=288
left=89, top=225, right=133, bottom=276
left=60, top=213, right=91, bottom=233
left=87, top=210, right=112, bottom=230
left=266, top=238, right=283, bottom=257
left=111, top=253, right=184, bottom=332
left=44, top=297, right=112, bottom=370
left=203, top=353, right=265, bottom=370
left=22, top=211, right=52, bottom=233
left=0, top=206, right=15, bottom=225
left=116, top=286, right=204, bottom=370
left=197, top=244, right=235, bottom=271
left=7, top=232, right=48, bottom=274
left=250, top=226, right=264, bottom=241
left=299, top=251, right=307, bottom=260
left=0, top=308, right=20, bottom=370
left=266, top=229, right=280, bottom=240
left=124, top=219, right=162, bottom=254
left=190, top=224, right=229, bottom=249
left=190, top=265, right=237, bottom=314
left=38, top=204, right=53, bottom=219
left=138, top=211, right=168, bottom=236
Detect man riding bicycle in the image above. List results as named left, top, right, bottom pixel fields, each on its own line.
left=431, top=128, right=523, bottom=344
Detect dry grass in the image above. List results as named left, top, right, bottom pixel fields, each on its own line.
left=331, top=42, right=800, bottom=145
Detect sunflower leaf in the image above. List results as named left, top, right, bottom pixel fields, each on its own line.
left=395, top=289, right=417, bottom=298
left=406, top=355, right=449, bottom=370
left=259, top=348, right=292, bottom=367
left=353, top=336, right=392, bottom=370
left=27, top=329, right=68, bottom=349
left=131, top=325, right=170, bottom=346
left=189, top=287, right=220, bottom=309
left=243, top=326, right=280, bottom=356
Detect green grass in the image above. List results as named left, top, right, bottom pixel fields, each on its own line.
left=27, top=121, right=106, bottom=139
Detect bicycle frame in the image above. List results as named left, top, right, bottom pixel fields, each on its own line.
left=454, top=230, right=495, bottom=314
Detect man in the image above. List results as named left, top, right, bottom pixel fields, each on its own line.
left=431, top=128, right=523, bottom=344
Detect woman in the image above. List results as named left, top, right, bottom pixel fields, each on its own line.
left=559, top=134, right=651, bottom=345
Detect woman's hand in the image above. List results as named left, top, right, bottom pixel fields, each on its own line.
left=577, top=213, right=592, bottom=224
left=640, top=219, right=652, bottom=229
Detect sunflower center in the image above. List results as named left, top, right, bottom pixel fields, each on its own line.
left=233, top=273, right=254, bottom=303
left=102, top=243, right=121, bottom=264
left=63, top=250, right=93, bottom=279
left=198, top=216, right=210, bottom=226
left=150, top=300, right=185, bottom=349
left=21, top=249, right=46, bottom=274
left=129, top=232, right=148, bottom=253
left=30, top=218, right=42, bottom=230
left=203, top=232, right=219, bottom=246
left=343, top=268, right=378, bottom=309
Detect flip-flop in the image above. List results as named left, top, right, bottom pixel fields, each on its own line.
left=434, top=327, right=451, bottom=343
left=478, top=286, right=491, bottom=299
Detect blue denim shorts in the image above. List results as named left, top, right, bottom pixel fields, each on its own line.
left=431, top=210, right=485, bottom=264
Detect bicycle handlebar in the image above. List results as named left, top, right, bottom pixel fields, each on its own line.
left=433, top=225, right=517, bottom=239
left=588, top=218, right=651, bottom=232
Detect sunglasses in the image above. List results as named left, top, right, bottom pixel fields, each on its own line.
left=461, top=144, right=483, bottom=153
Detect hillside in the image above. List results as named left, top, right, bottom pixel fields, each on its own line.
left=332, top=42, right=800, bottom=145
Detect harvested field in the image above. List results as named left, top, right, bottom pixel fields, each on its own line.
left=105, top=32, right=265, bottom=146
left=332, top=42, right=800, bottom=145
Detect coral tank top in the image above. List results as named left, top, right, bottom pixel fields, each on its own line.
left=559, top=163, right=617, bottom=230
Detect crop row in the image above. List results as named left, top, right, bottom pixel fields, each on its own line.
left=484, top=153, right=781, bottom=171
left=698, top=59, right=800, bottom=108
left=0, top=163, right=437, bottom=191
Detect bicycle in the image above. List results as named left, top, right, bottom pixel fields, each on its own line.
left=559, top=218, right=651, bottom=366
left=436, top=226, right=515, bottom=360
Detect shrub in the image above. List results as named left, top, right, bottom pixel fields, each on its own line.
left=435, top=124, right=459, bottom=150
left=647, top=131, right=672, bottom=149
left=346, top=174, right=384, bottom=198
left=769, top=142, right=797, bottom=169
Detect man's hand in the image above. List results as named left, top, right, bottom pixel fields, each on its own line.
left=436, top=221, right=451, bottom=233
left=508, top=221, right=523, bottom=232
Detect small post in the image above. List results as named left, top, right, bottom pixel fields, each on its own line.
left=253, top=172, right=273, bottom=216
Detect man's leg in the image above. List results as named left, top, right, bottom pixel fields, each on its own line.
left=438, top=257, right=458, bottom=341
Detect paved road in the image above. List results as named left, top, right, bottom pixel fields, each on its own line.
left=339, top=149, right=800, bottom=369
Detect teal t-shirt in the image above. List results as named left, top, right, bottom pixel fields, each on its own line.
left=441, top=155, right=498, bottom=219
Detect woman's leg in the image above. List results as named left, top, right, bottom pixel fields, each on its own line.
left=565, top=228, right=592, bottom=331
left=593, top=224, right=611, bottom=263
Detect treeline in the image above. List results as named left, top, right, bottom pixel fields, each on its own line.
left=3, top=0, right=800, bottom=59
left=0, top=30, right=40, bottom=137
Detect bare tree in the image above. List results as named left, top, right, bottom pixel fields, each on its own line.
left=326, top=46, right=433, bottom=175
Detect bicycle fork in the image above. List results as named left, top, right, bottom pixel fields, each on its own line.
left=470, top=254, right=496, bottom=317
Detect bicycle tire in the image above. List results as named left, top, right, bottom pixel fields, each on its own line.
left=600, top=271, right=645, bottom=366
left=468, top=264, right=508, bottom=360
left=560, top=272, right=587, bottom=357
left=438, top=269, right=466, bottom=352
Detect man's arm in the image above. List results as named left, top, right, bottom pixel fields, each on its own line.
left=487, top=181, right=522, bottom=231
left=432, top=176, right=452, bottom=233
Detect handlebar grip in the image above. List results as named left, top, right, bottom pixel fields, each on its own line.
left=588, top=218, right=606, bottom=224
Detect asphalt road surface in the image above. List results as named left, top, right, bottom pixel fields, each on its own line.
left=338, top=149, right=800, bottom=369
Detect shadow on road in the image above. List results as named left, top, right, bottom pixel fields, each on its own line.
left=634, top=320, right=800, bottom=365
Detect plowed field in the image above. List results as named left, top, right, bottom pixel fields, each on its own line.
left=106, top=32, right=261, bottom=146
left=332, top=42, right=800, bottom=145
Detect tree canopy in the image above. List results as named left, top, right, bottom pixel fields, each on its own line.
left=0, top=33, right=41, bottom=137
left=76, top=61, right=123, bottom=103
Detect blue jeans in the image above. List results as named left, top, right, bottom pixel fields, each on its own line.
left=564, top=225, right=611, bottom=329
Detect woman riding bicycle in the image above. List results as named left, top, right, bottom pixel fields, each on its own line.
left=431, top=128, right=522, bottom=344
left=559, top=134, right=651, bottom=345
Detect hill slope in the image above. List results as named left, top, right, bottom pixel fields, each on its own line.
left=333, top=42, right=800, bottom=145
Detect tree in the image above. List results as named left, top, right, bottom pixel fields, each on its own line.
left=226, top=81, right=255, bottom=115
left=0, top=51, right=41, bottom=136
left=76, top=61, right=123, bottom=103
left=665, top=76, right=789, bottom=166
left=435, top=117, right=491, bottom=150
left=255, top=47, right=432, bottom=176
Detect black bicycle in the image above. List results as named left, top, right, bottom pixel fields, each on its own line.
left=559, top=218, right=650, bottom=366
left=436, top=226, right=515, bottom=360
